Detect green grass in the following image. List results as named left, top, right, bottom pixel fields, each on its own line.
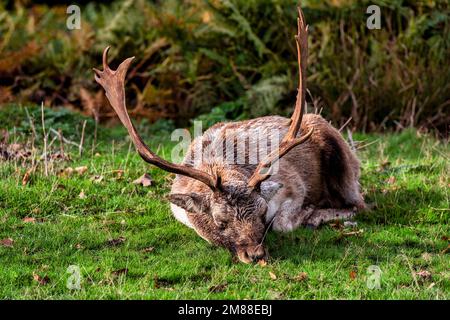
left=0, top=105, right=449, bottom=299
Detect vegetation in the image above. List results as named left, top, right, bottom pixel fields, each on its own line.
left=1, top=0, right=449, bottom=132
left=0, top=105, right=448, bottom=299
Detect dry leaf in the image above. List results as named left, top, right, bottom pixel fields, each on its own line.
left=142, top=246, right=155, bottom=253
left=133, top=173, right=152, bottom=187
left=91, top=175, right=103, bottom=183
left=22, top=217, right=36, bottom=223
left=60, top=167, right=74, bottom=177
left=75, top=166, right=88, bottom=175
left=107, top=236, right=126, bottom=246
left=269, top=271, right=277, bottom=280
left=0, top=238, right=14, bottom=247
left=349, top=270, right=357, bottom=280
left=294, top=272, right=308, bottom=282
left=79, top=191, right=86, bottom=199
left=22, top=169, right=32, bottom=186
left=111, top=268, right=128, bottom=277
left=416, top=270, right=432, bottom=280
left=75, top=243, right=83, bottom=249
left=386, top=176, right=396, bottom=184
left=209, top=283, right=228, bottom=293
left=33, top=273, right=50, bottom=285
left=257, top=259, right=267, bottom=267
left=112, top=169, right=124, bottom=179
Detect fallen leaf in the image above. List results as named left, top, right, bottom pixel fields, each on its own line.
left=112, top=169, right=124, bottom=179
left=107, top=236, right=126, bottom=246
left=0, top=238, right=14, bottom=247
left=386, top=176, right=396, bottom=184
left=269, top=271, right=277, bottom=280
left=22, top=169, right=32, bottom=186
left=33, top=273, right=50, bottom=285
left=142, top=246, right=155, bottom=253
left=209, top=283, right=228, bottom=293
left=111, top=268, right=128, bottom=277
left=60, top=167, right=74, bottom=177
left=75, top=166, right=88, bottom=175
left=133, top=173, right=152, bottom=187
left=75, top=243, right=83, bottom=249
left=416, top=270, right=432, bottom=280
left=78, top=191, right=86, bottom=199
left=257, top=259, right=267, bottom=267
left=22, top=217, right=36, bottom=223
left=349, top=270, right=357, bottom=280
left=91, top=175, right=103, bottom=183
left=294, top=272, right=308, bottom=282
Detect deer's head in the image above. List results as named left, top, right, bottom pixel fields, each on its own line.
left=94, top=7, right=310, bottom=263
left=170, top=172, right=285, bottom=263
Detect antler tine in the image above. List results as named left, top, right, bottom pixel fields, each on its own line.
left=248, top=6, right=313, bottom=189
left=94, top=47, right=218, bottom=190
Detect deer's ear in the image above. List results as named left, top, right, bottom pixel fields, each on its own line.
left=260, top=181, right=283, bottom=201
left=169, top=193, right=209, bottom=214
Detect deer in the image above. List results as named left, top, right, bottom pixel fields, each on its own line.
left=93, top=7, right=365, bottom=264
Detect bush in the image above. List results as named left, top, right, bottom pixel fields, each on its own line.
left=0, top=0, right=448, bottom=134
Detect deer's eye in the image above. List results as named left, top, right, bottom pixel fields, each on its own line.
left=213, top=217, right=228, bottom=229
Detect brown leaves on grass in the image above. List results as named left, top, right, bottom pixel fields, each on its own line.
left=111, top=268, right=128, bottom=277
left=293, top=272, right=308, bottom=282
left=133, top=173, right=152, bottom=187
left=22, top=168, right=33, bottom=186
left=0, top=238, right=14, bottom=247
left=209, top=283, right=228, bottom=293
left=415, top=270, right=432, bottom=281
left=107, top=236, right=126, bottom=247
left=22, top=217, right=36, bottom=223
left=349, top=270, right=357, bottom=280
left=142, top=246, right=155, bottom=253
left=269, top=271, right=277, bottom=280
left=33, top=273, right=50, bottom=285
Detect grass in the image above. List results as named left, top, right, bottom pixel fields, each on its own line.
left=0, top=105, right=449, bottom=299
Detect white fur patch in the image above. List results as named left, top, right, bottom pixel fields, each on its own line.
left=266, top=196, right=292, bottom=223
left=170, top=203, right=193, bottom=229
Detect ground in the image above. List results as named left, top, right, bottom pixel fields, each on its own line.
left=0, top=105, right=448, bottom=299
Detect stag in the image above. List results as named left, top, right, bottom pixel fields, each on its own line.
left=94, top=7, right=365, bottom=263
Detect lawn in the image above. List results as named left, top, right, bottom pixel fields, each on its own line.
left=0, top=105, right=448, bottom=299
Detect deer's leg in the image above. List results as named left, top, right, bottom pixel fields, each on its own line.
left=304, top=208, right=356, bottom=228
left=272, top=202, right=314, bottom=233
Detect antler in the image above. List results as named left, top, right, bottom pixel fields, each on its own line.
left=93, top=47, right=218, bottom=190
left=248, top=7, right=313, bottom=189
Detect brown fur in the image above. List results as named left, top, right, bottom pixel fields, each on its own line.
left=170, top=114, right=365, bottom=263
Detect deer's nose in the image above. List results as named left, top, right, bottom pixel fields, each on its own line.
left=246, top=246, right=267, bottom=262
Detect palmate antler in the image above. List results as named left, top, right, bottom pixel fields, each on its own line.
left=247, top=7, right=313, bottom=189
left=93, top=47, right=218, bottom=190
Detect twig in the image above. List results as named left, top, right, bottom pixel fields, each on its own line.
left=401, top=253, right=420, bottom=290
left=79, top=120, right=87, bottom=157
left=339, top=117, right=353, bottom=132
left=24, top=107, right=37, bottom=167
left=346, top=128, right=356, bottom=152
left=49, top=128, right=80, bottom=148
left=41, top=102, right=48, bottom=177
left=58, top=128, right=65, bottom=155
